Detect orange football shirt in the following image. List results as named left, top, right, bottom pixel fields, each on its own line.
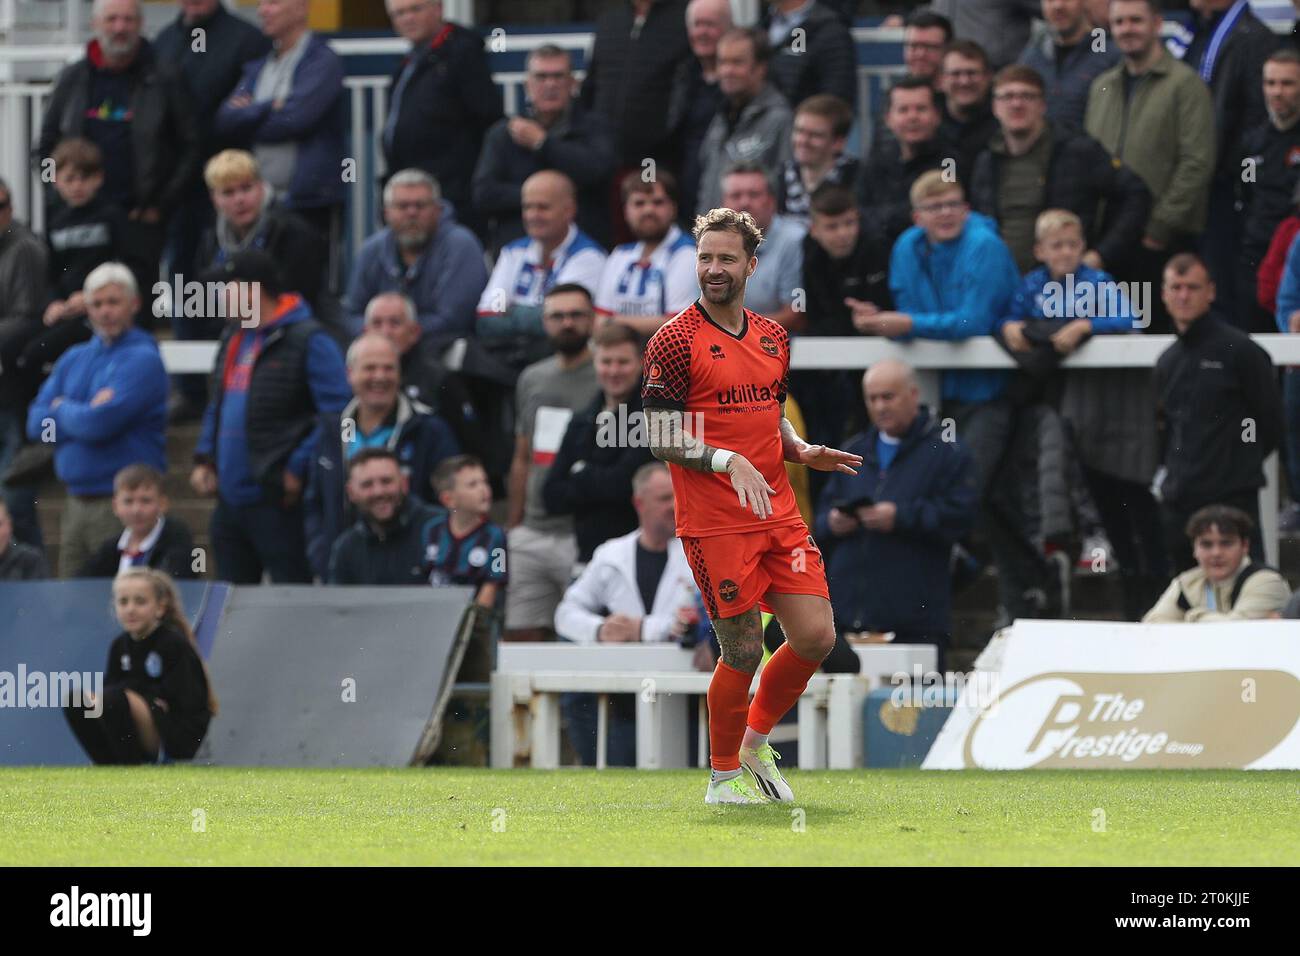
left=641, top=301, right=801, bottom=538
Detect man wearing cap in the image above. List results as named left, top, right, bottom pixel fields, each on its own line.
left=190, top=249, right=350, bottom=583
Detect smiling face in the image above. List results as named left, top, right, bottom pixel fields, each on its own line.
left=912, top=186, right=968, bottom=244
left=347, top=335, right=401, bottom=415
left=348, top=457, right=408, bottom=524
left=902, top=25, right=947, bottom=81
left=113, top=576, right=164, bottom=638
left=687, top=0, right=730, bottom=60
left=696, top=227, right=754, bottom=306
left=940, top=52, right=991, bottom=113
left=1194, top=525, right=1249, bottom=584
left=792, top=110, right=843, bottom=170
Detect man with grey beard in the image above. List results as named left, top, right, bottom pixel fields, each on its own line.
left=37, top=0, right=199, bottom=285
left=343, top=168, right=487, bottom=344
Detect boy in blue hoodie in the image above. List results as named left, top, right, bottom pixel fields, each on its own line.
left=999, top=208, right=1136, bottom=352
left=27, top=262, right=167, bottom=577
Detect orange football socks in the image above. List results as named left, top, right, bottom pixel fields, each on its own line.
left=747, top=643, right=821, bottom=735
left=707, top=660, right=752, bottom=772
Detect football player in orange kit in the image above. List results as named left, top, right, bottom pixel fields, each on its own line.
left=642, top=206, right=862, bottom=804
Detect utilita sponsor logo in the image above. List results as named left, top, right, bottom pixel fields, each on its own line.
left=959, top=671, right=1300, bottom=769
left=716, top=382, right=782, bottom=405
left=50, top=886, right=151, bottom=936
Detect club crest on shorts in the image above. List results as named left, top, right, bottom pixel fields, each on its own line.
left=718, top=579, right=739, bottom=603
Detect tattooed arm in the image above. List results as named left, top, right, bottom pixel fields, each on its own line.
left=645, top=406, right=778, bottom=518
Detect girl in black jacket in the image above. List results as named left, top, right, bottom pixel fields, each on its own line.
left=64, top=568, right=217, bottom=764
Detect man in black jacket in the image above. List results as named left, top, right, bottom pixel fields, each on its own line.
left=473, top=45, right=617, bottom=252
left=1178, top=0, right=1280, bottom=320
left=37, top=0, right=199, bottom=277
left=667, top=0, right=732, bottom=221
left=761, top=0, right=857, bottom=110
left=542, top=323, right=654, bottom=564
left=814, top=360, right=978, bottom=672
left=190, top=250, right=350, bottom=584
left=580, top=0, right=691, bottom=170
left=969, top=64, right=1151, bottom=274
left=938, top=40, right=999, bottom=188
left=381, top=0, right=502, bottom=241
left=1155, top=253, right=1282, bottom=572
left=857, top=77, right=946, bottom=248
left=1237, top=48, right=1300, bottom=332
left=153, top=0, right=269, bottom=281
left=328, top=448, right=442, bottom=585
left=796, top=183, right=891, bottom=451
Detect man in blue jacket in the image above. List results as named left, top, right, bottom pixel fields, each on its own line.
left=190, top=250, right=350, bottom=583
left=815, top=360, right=977, bottom=671
left=303, top=333, right=460, bottom=580
left=343, top=169, right=488, bottom=343
left=213, top=0, right=345, bottom=270
left=27, top=262, right=167, bottom=577
left=858, top=170, right=1052, bottom=622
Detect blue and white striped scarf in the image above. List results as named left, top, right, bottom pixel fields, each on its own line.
left=1166, top=0, right=1252, bottom=83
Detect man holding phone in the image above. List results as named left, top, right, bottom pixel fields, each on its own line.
left=813, top=359, right=979, bottom=670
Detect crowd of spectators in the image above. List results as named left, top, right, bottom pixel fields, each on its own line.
left=5, top=0, right=1300, bottom=763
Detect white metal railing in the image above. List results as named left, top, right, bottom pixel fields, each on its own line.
left=158, top=333, right=1298, bottom=567
left=0, top=26, right=906, bottom=254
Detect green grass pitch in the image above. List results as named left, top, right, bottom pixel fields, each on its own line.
left=2, top=767, right=1296, bottom=866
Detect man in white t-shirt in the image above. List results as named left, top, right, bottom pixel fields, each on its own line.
left=595, top=170, right=698, bottom=337
left=476, top=170, right=606, bottom=371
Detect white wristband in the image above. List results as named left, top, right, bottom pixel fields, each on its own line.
left=710, top=449, right=736, bottom=473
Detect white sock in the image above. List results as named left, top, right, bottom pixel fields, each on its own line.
left=741, top=727, right=768, bottom=752
left=711, top=768, right=741, bottom=784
